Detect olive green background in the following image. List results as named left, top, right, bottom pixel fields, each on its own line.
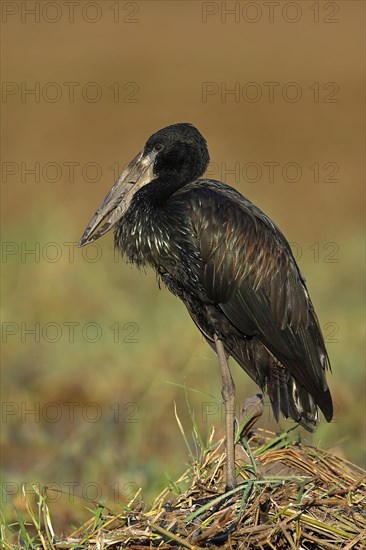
left=1, top=0, right=364, bottom=531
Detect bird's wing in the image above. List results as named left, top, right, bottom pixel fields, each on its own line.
left=185, top=181, right=332, bottom=420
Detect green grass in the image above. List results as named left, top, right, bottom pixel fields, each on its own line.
left=2, top=423, right=365, bottom=549
left=2, top=210, right=365, bottom=534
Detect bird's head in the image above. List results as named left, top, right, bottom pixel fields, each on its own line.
left=79, top=123, right=209, bottom=247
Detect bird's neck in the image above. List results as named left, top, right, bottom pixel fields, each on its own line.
left=138, top=174, right=190, bottom=208
left=114, top=177, right=190, bottom=270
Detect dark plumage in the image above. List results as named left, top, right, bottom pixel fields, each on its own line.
left=80, top=123, right=333, bottom=435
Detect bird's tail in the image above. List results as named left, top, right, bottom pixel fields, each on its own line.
left=230, top=337, right=332, bottom=432
left=267, top=363, right=319, bottom=431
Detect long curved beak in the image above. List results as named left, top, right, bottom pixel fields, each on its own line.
left=79, top=151, right=155, bottom=247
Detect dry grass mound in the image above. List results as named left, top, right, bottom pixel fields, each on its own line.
left=51, top=426, right=365, bottom=550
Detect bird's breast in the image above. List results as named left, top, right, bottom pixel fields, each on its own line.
left=114, top=215, right=170, bottom=268
left=114, top=204, right=204, bottom=290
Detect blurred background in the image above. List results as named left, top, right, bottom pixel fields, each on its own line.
left=2, top=0, right=364, bottom=533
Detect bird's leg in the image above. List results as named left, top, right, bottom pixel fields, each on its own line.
left=214, top=334, right=237, bottom=490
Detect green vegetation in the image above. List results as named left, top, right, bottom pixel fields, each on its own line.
left=2, top=425, right=365, bottom=548
left=2, top=209, right=365, bottom=535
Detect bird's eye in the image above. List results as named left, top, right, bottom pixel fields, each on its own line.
left=153, top=143, right=164, bottom=152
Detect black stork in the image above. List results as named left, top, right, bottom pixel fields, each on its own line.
left=79, top=123, right=333, bottom=489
